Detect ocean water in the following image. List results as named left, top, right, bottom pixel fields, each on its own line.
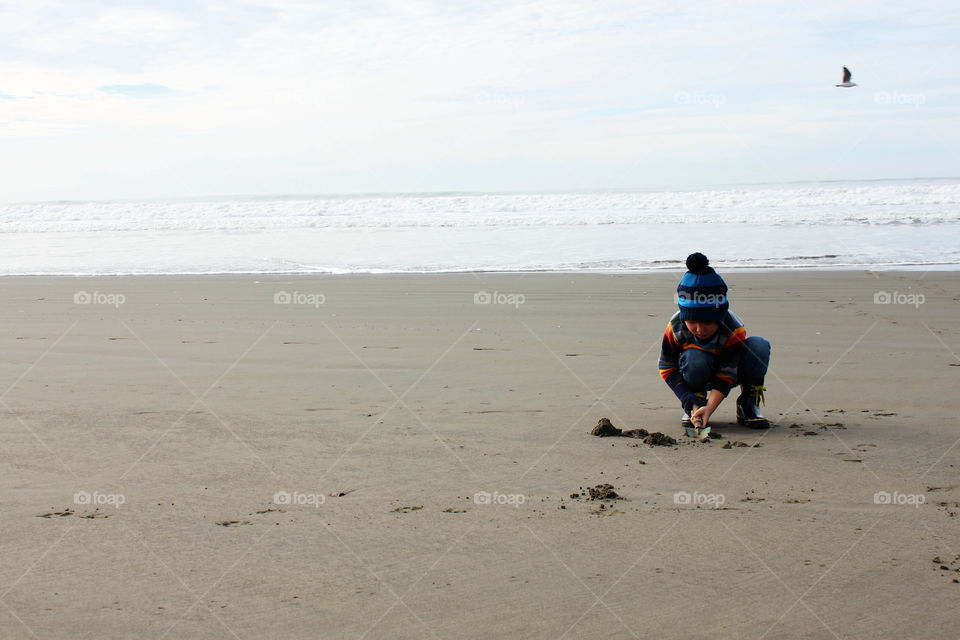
left=2, top=178, right=959, bottom=275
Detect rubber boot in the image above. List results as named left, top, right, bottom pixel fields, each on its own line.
left=737, top=381, right=769, bottom=429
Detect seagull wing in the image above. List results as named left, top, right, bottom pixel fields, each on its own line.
left=842, top=67, right=851, bottom=83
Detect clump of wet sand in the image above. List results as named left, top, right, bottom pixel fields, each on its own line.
left=590, top=418, right=649, bottom=440
left=591, top=418, right=621, bottom=437
left=570, top=484, right=621, bottom=500
left=643, top=432, right=676, bottom=446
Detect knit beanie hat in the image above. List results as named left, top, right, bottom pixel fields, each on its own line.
left=676, top=253, right=728, bottom=322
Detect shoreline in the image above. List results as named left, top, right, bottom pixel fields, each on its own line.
left=2, top=262, right=960, bottom=278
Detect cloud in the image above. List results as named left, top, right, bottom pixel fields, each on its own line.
left=0, top=0, right=959, bottom=200
left=97, top=83, right=176, bottom=98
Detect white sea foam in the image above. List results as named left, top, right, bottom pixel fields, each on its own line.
left=1, top=179, right=958, bottom=274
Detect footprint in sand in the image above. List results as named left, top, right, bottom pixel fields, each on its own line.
left=465, top=409, right=544, bottom=414
left=590, top=504, right=623, bottom=515
left=935, top=502, right=959, bottom=518
left=392, top=505, right=423, bottom=513
left=930, top=555, right=960, bottom=583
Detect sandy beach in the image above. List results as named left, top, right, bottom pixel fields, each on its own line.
left=1, top=270, right=958, bottom=639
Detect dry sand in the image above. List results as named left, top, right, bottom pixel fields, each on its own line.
left=1, top=270, right=958, bottom=639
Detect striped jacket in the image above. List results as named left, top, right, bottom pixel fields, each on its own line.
left=658, top=310, right=747, bottom=408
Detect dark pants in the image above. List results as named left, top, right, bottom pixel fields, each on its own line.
left=679, top=336, right=770, bottom=393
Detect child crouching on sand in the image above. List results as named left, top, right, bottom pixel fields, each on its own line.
left=658, top=253, right=771, bottom=435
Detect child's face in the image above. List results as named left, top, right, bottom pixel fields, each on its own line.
left=684, top=320, right=719, bottom=341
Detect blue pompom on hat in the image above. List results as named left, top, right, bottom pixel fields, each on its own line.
left=676, top=253, right=728, bottom=322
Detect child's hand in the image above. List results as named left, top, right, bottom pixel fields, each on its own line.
left=693, top=390, right=725, bottom=428
left=692, top=405, right=714, bottom=428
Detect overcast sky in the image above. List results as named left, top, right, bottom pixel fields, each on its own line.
left=1, top=0, right=958, bottom=201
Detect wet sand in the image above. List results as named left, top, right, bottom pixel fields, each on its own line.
left=1, top=270, right=958, bottom=639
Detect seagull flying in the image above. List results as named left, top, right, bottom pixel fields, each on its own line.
left=835, top=66, right=856, bottom=87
